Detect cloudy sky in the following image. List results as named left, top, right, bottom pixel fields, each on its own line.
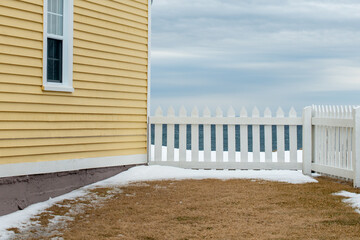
left=150, top=0, right=360, bottom=115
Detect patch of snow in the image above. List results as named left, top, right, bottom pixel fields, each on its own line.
left=333, top=191, right=360, bottom=214
left=0, top=165, right=316, bottom=239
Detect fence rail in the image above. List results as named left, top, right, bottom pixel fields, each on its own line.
left=149, top=105, right=360, bottom=187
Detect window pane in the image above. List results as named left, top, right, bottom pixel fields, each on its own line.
left=48, top=0, right=63, bottom=14
left=47, top=0, right=63, bottom=36
left=47, top=38, right=62, bottom=83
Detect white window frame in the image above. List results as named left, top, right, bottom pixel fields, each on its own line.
left=43, top=0, right=74, bottom=92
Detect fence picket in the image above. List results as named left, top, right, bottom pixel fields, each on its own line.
left=289, top=107, right=297, bottom=163
left=167, top=106, right=175, bottom=162
left=240, top=107, right=248, bottom=162
left=252, top=107, right=260, bottom=162
left=179, top=106, right=187, bottom=162
left=264, top=108, right=272, bottom=162
left=227, top=107, right=236, bottom=162
left=155, top=107, right=163, bottom=162
left=335, top=106, right=340, bottom=168
left=216, top=107, right=224, bottom=163
left=191, top=107, right=199, bottom=162
left=276, top=107, right=285, bottom=163
left=203, top=107, right=211, bottom=162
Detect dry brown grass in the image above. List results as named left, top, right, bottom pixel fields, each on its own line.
left=13, top=177, right=360, bottom=240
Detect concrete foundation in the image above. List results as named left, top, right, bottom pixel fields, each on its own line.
left=0, top=164, right=140, bottom=216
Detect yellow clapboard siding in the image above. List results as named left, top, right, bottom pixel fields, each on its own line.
left=0, top=128, right=147, bottom=139
left=0, top=74, right=41, bottom=85
left=20, top=0, right=43, bottom=6
left=0, top=5, right=42, bottom=23
left=74, top=30, right=147, bottom=52
left=0, top=53, right=42, bottom=67
left=74, top=64, right=147, bottom=80
left=1, top=81, right=147, bottom=96
left=0, top=148, right=147, bottom=165
left=0, top=63, right=41, bottom=77
left=0, top=112, right=147, bottom=122
left=0, top=0, right=149, bottom=166
left=0, top=92, right=147, bottom=108
left=74, top=72, right=146, bottom=87
left=74, top=6, right=147, bottom=31
left=0, top=35, right=42, bottom=50
left=0, top=141, right=146, bottom=157
left=76, top=0, right=147, bottom=24
left=0, top=15, right=42, bottom=32
left=0, top=83, right=147, bottom=101
left=0, top=1, right=42, bottom=14
left=132, top=0, right=148, bottom=5
left=75, top=21, right=147, bottom=45
left=113, top=0, right=148, bottom=11
left=74, top=47, right=147, bottom=66
left=0, top=103, right=147, bottom=115
left=74, top=39, right=147, bottom=59
left=0, top=44, right=42, bottom=59
left=74, top=55, right=147, bottom=73
left=0, top=121, right=147, bottom=130
left=87, top=0, right=147, bottom=18
left=74, top=80, right=147, bottom=93
left=0, top=24, right=42, bottom=41
left=0, top=135, right=147, bottom=148
left=74, top=14, right=147, bottom=38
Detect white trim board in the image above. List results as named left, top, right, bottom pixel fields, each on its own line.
left=146, top=0, right=152, bottom=164
left=0, top=154, right=147, bottom=178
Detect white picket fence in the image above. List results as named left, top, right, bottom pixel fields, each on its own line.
left=150, top=106, right=303, bottom=170
left=308, top=105, right=360, bottom=187
left=149, top=105, right=360, bottom=187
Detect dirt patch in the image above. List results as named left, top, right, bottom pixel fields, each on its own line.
left=8, top=177, right=360, bottom=240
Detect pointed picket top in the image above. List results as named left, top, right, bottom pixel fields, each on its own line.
left=321, top=105, right=325, bottom=118
left=191, top=106, right=199, bottom=118
left=227, top=106, right=236, bottom=117
left=179, top=106, right=187, bottom=117
left=276, top=107, right=284, bottom=118
left=203, top=106, right=211, bottom=117
left=252, top=106, right=260, bottom=117
left=340, top=105, right=344, bottom=118
left=167, top=106, right=175, bottom=117
left=325, top=105, right=329, bottom=118
left=289, top=107, right=297, bottom=118
left=313, top=105, right=318, bottom=117
left=328, top=105, right=333, bottom=118
left=155, top=106, right=163, bottom=116
left=336, top=105, right=340, bottom=118
left=216, top=107, right=223, bottom=117
left=240, top=107, right=248, bottom=117
left=264, top=107, right=272, bottom=118
left=346, top=105, right=351, bottom=118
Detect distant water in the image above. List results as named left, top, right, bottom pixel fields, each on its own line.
left=151, top=124, right=303, bottom=151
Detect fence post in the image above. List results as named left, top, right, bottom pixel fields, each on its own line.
left=302, top=106, right=312, bottom=175
left=352, top=107, right=360, bottom=187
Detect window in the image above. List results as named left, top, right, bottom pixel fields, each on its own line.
left=43, top=0, right=74, bottom=92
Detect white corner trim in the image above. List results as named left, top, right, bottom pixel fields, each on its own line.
left=147, top=0, right=152, bottom=164
left=0, top=154, right=147, bottom=178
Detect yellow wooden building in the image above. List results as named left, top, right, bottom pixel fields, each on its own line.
left=0, top=0, right=150, bottom=215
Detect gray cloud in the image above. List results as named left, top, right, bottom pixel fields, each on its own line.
left=150, top=0, right=360, bottom=114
